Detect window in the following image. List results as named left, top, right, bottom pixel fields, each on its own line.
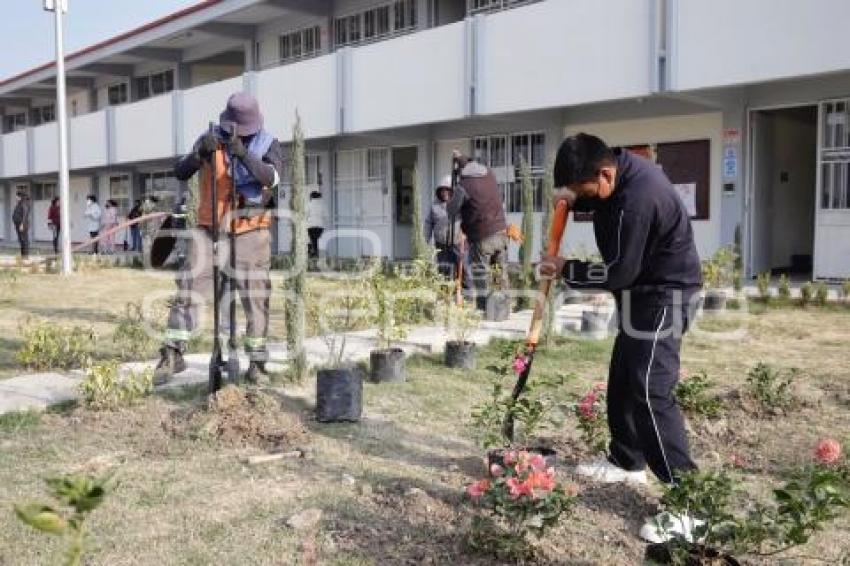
left=472, top=132, right=546, bottom=213
left=134, top=69, right=175, bottom=101
left=109, top=175, right=131, bottom=213
left=367, top=149, right=387, bottom=180
left=31, top=104, right=55, bottom=127
left=467, top=0, right=541, bottom=16
left=108, top=83, right=128, bottom=106
left=334, top=1, right=417, bottom=48
left=32, top=182, right=57, bottom=201
left=139, top=170, right=178, bottom=210
left=280, top=26, right=322, bottom=63
left=3, top=112, right=27, bottom=133
left=820, top=101, right=850, bottom=210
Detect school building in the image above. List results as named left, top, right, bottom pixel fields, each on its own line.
left=1, top=0, right=848, bottom=279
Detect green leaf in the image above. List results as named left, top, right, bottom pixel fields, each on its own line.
left=14, top=504, right=67, bottom=535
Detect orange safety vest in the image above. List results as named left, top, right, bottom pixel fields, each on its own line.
left=197, top=148, right=272, bottom=234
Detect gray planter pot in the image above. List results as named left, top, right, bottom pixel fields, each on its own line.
left=702, top=289, right=728, bottom=312
left=369, top=348, right=406, bottom=383
left=444, top=340, right=476, bottom=369
left=316, top=368, right=362, bottom=422
left=485, top=292, right=511, bottom=321
left=581, top=310, right=611, bottom=339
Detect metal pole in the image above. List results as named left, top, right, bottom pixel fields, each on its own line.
left=52, top=1, right=73, bottom=275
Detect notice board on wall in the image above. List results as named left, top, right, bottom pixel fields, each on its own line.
left=656, top=139, right=711, bottom=220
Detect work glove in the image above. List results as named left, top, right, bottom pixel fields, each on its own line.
left=196, top=132, right=218, bottom=161
left=227, top=135, right=248, bottom=160
left=506, top=224, right=524, bottom=244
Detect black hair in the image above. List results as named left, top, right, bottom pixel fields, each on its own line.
left=553, top=133, right=616, bottom=187
left=310, top=191, right=322, bottom=199
left=51, top=197, right=59, bottom=205
left=87, top=194, right=98, bottom=203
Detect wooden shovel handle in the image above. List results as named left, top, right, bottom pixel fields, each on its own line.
left=525, top=200, right=570, bottom=349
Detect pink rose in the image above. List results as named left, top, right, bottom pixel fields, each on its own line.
left=466, top=479, right=490, bottom=500
left=529, top=453, right=546, bottom=471
left=815, top=439, right=842, bottom=465
left=512, top=356, right=528, bottom=375
left=507, top=477, right=532, bottom=500
left=489, top=463, right=504, bottom=477
left=503, top=451, right=517, bottom=466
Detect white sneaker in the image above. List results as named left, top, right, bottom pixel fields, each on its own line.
left=639, top=511, right=705, bottom=544
left=574, top=458, right=648, bottom=485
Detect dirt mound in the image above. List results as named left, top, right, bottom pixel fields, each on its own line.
left=168, top=385, right=309, bottom=451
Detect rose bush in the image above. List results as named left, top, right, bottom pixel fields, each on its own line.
left=467, top=449, right=577, bottom=541
left=574, top=383, right=608, bottom=454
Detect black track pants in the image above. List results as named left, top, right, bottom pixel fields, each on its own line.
left=606, top=300, right=697, bottom=483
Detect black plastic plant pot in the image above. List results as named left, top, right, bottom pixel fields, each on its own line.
left=444, top=340, right=476, bottom=369
left=369, top=348, right=406, bottom=383
left=581, top=311, right=610, bottom=338
left=485, top=293, right=511, bottom=322
left=702, top=290, right=728, bottom=312
left=644, top=543, right=740, bottom=566
left=486, top=447, right=557, bottom=475
left=315, top=368, right=362, bottom=423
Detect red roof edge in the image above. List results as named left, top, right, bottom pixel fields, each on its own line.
left=0, top=0, right=222, bottom=88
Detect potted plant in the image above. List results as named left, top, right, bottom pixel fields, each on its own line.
left=702, top=247, right=737, bottom=312
left=646, top=439, right=850, bottom=565
left=442, top=297, right=481, bottom=369
left=309, top=285, right=370, bottom=422
left=485, top=263, right=511, bottom=322
left=580, top=298, right=612, bottom=339
left=368, top=270, right=408, bottom=383
left=472, top=341, right=567, bottom=472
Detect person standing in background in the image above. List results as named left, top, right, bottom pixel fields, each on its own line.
left=307, top=191, right=325, bottom=258
left=102, top=200, right=119, bottom=254
left=84, top=195, right=102, bottom=255
left=47, top=197, right=60, bottom=254
left=12, top=192, right=31, bottom=259
left=128, top=199, right=143, bottom=252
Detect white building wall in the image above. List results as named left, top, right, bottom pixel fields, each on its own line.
left=477, top=0, right=653, bottom=115
left=566, top=112, right=724, bottom=261
left=670, top=0, right=850, bottom=91
left=69, top=111, right=109, bottom=170
left=2, top=131, right=29, bottom=178
left=31, top=123, right=58, bottom=174
left=347, top=21, right=466, bottom=133
left=113, top=93, right=175, bottom=164
left=181, top=76, right=244, bottom=153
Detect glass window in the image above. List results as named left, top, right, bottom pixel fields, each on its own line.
left=108, top=83, right=128, bottom=105
left=348, top=14, right=361, bottom=43
left=163, top=69, right=174, bottom=92
left=151, top=72, right=165, bottom=95
left=335, top=18, right=347, bottom=47
left=377, top=6, right=390, bottom=35
left=367, top=149, right=386, bottom=180
left=135, top=77, right=150, bottom=100
left=280, top=34, right=291, bottom=60
left=364, top=9, right=376, bottom=39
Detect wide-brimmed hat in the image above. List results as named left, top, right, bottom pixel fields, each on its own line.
left=220, top=91, right=263, bottom=137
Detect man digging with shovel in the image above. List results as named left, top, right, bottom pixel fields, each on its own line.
left=154, top=92, right=283, bottom=386
left=538, top=133, right=704, bottom=544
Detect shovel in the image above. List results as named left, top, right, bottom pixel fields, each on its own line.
left=502, top=199, right=570, bottom=442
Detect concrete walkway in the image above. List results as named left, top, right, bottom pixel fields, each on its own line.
left=0, top=301, right=606, bottom=415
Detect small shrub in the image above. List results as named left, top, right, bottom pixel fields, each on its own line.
left=467, top=450, right=577, bottom=557
left=472, top=341, right=568, bottom=449
left=745, top=362, right=797, bottom=414
left=15, top=473, right=114, bottom=566
left=0, top=409, right=41, bottom=433
left=78, top=362, right=153, bottom=410
left=841, top=280, right=850, bottom=302
left=777, top=274, right=791, bottom=300
left=657, top=441, right=850, bottom=560
left=112, top=302, right=156, bottom=360
left=17, top=320, right=95, bottom=371
left=732, top=269, right=743, bottom=293
left=756, top=272, right=771, bottom=301
left=674, top=371, right=722, bottom=419
left=814, top=281, right=829, bottom=306
left=800, top=282, right=814, bottom=306
left=573, top=383, right=608, bottom=454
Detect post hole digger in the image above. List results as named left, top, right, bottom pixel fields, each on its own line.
left=502, top=199, right=570, bottom=442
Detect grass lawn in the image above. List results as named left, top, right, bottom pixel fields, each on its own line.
left=0, top=295, right=849, bottom=564
left=0, top=267, right=352, bottom=380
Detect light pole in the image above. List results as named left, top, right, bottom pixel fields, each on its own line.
left=45, top=0, right=72, bottom=275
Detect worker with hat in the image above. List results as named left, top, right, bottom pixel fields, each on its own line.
left=424, top=175, right=470, bottom=290
left=154, top=91, right=283, bottom=385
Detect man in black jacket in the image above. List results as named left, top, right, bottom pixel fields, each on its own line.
left=12, top=192, right=30, bottom=259
left=539, top=133, right=703, bottom=543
